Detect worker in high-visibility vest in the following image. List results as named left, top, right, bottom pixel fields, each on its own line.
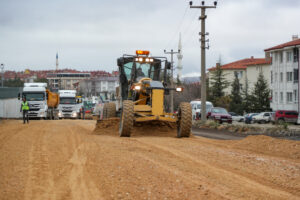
left=20, top=97, right=29, bottom=124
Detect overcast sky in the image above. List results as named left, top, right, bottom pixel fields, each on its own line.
left=0, top=0, right=300, bottom=77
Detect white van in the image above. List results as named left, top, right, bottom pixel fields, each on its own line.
left=190, top=100, right=214, bottom=120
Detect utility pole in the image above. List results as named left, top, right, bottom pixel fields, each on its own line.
left=189, top=0, right=217, bottom=122
left=0, top=64, right=4, bottom=87
left=164, top=49, right=180, bottom=113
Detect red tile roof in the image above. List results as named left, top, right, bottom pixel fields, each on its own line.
left=4, top=69, right=118, bottom=80
left=265, top=39, right=300, bottom=52
left=208, top=57, right=271, bottom=71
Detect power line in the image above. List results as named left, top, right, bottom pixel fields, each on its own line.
left=182, top=13, right=200, bottom=48
left=164, top=4, right=189, bottom=50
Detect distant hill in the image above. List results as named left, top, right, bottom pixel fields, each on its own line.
left=182, top=76, right=201, bottom=84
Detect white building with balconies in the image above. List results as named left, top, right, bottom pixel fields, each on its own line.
left=265, top=35, right=300, bottom=112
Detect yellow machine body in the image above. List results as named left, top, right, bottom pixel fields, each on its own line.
left=132, top=79, right=177, bottom=123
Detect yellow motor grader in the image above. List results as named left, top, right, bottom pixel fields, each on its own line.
left=102, top=50, right=192, bottom=137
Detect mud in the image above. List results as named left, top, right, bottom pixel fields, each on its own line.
left=94, top=118, right=179, bottom=137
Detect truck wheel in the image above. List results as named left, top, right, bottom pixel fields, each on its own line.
left=108, top=103, right=116, bottom=118
left=119, top=100, right=134, bottom=137
left=177, top=102, right=192, bottom=138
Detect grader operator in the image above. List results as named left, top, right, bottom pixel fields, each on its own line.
left=102, top=50, right=192, bottom=138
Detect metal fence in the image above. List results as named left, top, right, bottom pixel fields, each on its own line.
left=0, top=98, right=22, bottom=118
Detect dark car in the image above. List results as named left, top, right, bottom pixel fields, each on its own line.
left=207, top=107, right=232, bottom=124
left=244, top=113, right=259, bottom=124
left=271, top=110, right=298, bottom=124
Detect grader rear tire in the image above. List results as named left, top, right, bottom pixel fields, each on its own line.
left=102, top=103, right=109, bottom=119
left=107, top=103, right=116, bottom=118
left=119, top=100, right=134, bottom=137
left=177, top=102, right=192, bottom=138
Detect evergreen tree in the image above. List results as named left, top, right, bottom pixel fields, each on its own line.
left=209, top=64, right=230, bottom=105
left=34, top=78, right=48, bottom=84
left=251, top=72, right=270, bottom=112
left=215, top=96, right=231, bottom=111
left=242, top=77, right=253, bottom=113
left=229, top=73, right=243, bottom=114
left=4, top=77, right=24, bottom=87
left=206, top=76, right=211, bottom=101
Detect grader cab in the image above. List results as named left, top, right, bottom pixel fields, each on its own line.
left=103, top=50, right=192, bottom=137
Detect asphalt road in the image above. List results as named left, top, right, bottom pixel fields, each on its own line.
left=192, top=128, right=245, bottom=140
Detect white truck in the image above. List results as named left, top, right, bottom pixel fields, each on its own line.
left=20, top=83, right=59, bottom=119
left=190, top=100, right=214, bottom=120
left=58, top=90, right=81, bottom=119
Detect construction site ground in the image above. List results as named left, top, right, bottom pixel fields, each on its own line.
left=0, top=119, right=299, bottom=200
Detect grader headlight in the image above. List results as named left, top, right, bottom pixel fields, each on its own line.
left=176, top=87, right=183, bottom=92
left=134, top=85, right=141, bottom=90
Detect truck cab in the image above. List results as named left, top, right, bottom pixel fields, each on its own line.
left=22, top=83, right=48, bottom=118
left=58, top=90, right=80, bottom=119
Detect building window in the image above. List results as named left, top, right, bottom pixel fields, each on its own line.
left=275, top=92, right=278, bottom=102
left=280, top=92, right=283, bottom=103
left=274, top=52, right=278, bottom=61
left=279, top=51, right=283, bottom=63
left=271, top=71, right=273, bottom=83
left=286, top=52, right=292, bottom=62
left=286, top=72, right=293, bottom=82
left=234, top=71, right=243, bottom=79
left=294, top=48, right=299, bottom=62
left=256, top=66, right=262, bottom=72
left=275, top=72, right=278, bottom=82
left=239, top=84, right=243, bottom=90
left=280, top=72, right=283, bottom=82
left=294, top=69, right=299, bottom=83
left=287, top=92, right=293, bottom=103
left=294, top=90, right=298, bottom=102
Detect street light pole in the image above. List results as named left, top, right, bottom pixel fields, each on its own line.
left=164, top=49, right=180, bottom=113
left=0, top=64, right=4, bottom=87
left=189, top=1, right=217, bottom=122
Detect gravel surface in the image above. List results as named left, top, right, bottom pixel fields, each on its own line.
left=0, top=119, right=299, bottom=200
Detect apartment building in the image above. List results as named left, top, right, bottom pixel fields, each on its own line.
left=208, top=57, right=271, bottom=95
left=47, top=72, right=91, bottom=91
left=265, top=36, right=300, bottom=112
left=79, top=76, right=119, bottom=97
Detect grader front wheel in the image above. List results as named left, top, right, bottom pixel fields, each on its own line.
left=119, top=100, right=134, bottom=137
left=177, top=102, right=192, bottom=138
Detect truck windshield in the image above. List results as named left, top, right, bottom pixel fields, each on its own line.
left=23, top=93, right=45, bottom=101
left=60, top=98, right=76, bottom=104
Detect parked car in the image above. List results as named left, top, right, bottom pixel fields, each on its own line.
left=244, top=113, right=259, bottom=124
left=271, top=110, right=298, bottom=124
left=252, top=112, right=273, bottom=123
left=207, top=107, right=232, bottom=124
left=228, top=112, right=244, bottom=122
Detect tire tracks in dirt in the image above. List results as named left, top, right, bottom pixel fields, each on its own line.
left=130, top=137, right=299, bottom=199
left=24, top=122, right=56, bottom=200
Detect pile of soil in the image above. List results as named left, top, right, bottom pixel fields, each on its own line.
left=93, top=118, right=179, bottom=137
left=231, top=135, right=300, bottom=160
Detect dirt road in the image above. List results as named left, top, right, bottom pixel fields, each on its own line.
left=0, top=119, right=299, bottom=200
